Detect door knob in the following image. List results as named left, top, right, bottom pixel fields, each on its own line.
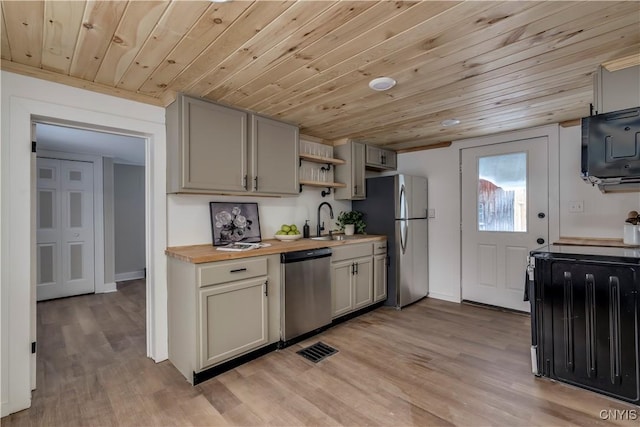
left=537, top=212, right=546, bottom=219
left=537, top=238, right=545, bottom=245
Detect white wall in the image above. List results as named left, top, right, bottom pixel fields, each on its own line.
left=114, top=164, right=146, bottom=279
left=0, top=71, right=167, bottom=416
left=168, top=189, right=351, bottom=246
left=559, top=125, right=640, bottom=238
left=398, top=125, right=561, bottom=303
left=398, top=146, right=461, bottom=302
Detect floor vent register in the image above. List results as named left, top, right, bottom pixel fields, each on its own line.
left=297, top=342, right=338, bottom=363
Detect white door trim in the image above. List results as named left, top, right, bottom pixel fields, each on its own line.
left=36, top=149, right=110, bottom=294
left=2, top=95, right=167, bottom=417
left=455, top=124, right=560, bottom=302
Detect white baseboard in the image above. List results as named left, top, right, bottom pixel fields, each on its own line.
left=115, top=270, right=145, bottom=282
left=427, top=292, right=461, bottom=303
left=98, top=282, right=117, bottom=293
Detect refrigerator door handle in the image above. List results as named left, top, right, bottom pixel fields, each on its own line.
left=399, top=184, right=408, bottom=219
left=400, top=220, right=408, bottom=254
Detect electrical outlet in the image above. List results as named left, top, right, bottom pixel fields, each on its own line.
left=568, top=201, right=584, bottom=213
left=428, top=208, right=436, bottom=218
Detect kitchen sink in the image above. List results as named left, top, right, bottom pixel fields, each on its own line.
left=310, top=235, right=355, bottom=241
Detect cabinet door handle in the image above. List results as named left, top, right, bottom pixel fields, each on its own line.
left=254, top=176, right=258, bottom=191
left=351, top=263, right=355, bottom=275
left=264, top=280, right=268, bottom=297
left=354, top=184, right=358, bottom=194
left=230, top=268, right=247, bottom=273
left=243, top=175, right=248, bottom=191
left=355, top=262, right=359, bottom=275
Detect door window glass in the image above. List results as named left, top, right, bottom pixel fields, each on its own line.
left=477, top=152, right=527, bottom=232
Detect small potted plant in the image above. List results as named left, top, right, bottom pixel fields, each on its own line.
left=336, top=210, right=366, bottom=236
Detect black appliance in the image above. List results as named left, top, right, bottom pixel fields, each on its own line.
left=528, top=245, right=640, bottom=404
left=581, top=106, right=640, bottom=192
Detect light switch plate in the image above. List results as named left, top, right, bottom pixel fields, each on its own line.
left=428, top=208, right=436, bottom=218
left=568, top=201, right=584, bottom=213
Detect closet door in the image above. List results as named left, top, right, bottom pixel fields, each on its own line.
left=37, top=158, right=94, bottom=300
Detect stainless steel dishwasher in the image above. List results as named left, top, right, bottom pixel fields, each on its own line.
left=281, top=247, right=332, bottom=345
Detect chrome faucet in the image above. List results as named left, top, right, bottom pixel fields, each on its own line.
left=317, top=202, right=334, bottom=237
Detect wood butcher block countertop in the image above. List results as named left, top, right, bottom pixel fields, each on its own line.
left=166, top=235, right=387, bottom=264
left=554, top=237, right=639, bottom=248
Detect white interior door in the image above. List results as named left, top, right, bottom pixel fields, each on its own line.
left=37, top=158, right=95, bottom=301
left=461, top=137, right=549, bottom=312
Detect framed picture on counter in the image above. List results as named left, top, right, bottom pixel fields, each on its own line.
left=209, top=202, right=262, bottom=246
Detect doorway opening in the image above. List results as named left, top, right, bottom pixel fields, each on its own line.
left=33, top=121, right=147, bottom=391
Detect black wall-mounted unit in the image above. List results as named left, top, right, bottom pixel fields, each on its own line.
left=581, top=106, right=640, bottom=192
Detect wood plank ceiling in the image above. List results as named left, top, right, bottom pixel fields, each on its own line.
left=1, top=1, right=639, bottom=151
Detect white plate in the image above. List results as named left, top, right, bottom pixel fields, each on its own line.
left=274, top=234, right=302, bottom=241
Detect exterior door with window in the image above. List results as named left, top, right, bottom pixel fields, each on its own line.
left=36, top=158, right=95, bottom=301
left=461, top=137, right=549, bottom=311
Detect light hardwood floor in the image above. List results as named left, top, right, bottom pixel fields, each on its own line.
left=3, top=280, right=638, bottom=426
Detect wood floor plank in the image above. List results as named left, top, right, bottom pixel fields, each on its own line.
left=3, top=279, right=639, bottom=426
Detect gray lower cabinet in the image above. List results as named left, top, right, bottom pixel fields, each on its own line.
left=334, top=141, right=366, bottom=200
left=167, top=254, right=280, bottom=384
left=198, top=277, right=268, bottom=368
left=331, top=242, right=375, bottom=318
left=373, top=241, right=388, bottom=303
left=167, top=94, right=298, bottom=196
left=353, top=257, right=373, bottom=310
left=332, top=260, right=355, bottom=317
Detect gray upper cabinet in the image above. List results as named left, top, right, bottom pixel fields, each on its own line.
left=250, top=115, right=299, bottom=195
left=334, top=141, right=366, bottom=200
left=167, top=94, right=298, bottom=196
left=167, top=95, right=247, bottom=193
left=594, top=65, right=640, bottom=114
left=365, top=145, right=397, bottom=171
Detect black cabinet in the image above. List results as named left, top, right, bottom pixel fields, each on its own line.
left=531, top=246, right=640, bottom=404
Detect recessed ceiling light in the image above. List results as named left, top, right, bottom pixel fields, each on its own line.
left=441, top=119, right=461, bottom=127
left=369, top=77, right=396, bottom=91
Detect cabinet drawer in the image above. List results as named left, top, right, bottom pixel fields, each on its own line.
left=373, top=241, right=387, bottom=255
left=331, top=242, right=372, bottom=262
left=198, top=257, right=267, bottom=287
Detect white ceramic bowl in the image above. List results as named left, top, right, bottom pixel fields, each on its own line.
left=274, top=234, right=302, bottom=241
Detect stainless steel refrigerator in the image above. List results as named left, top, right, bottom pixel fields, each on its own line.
left=353, top=174, right=428, bottom=308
